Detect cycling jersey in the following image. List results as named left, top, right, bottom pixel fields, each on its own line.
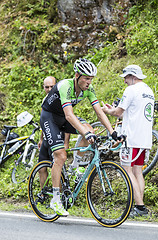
left=42, top=78, right=99, bottom=116
left=41, top=78, right=98, bottom=152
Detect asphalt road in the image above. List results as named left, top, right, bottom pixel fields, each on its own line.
left=0, top=211, right=158, bottom=240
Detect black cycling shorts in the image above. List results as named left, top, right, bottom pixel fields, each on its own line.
left=38, top=140, right=53, bottom=162
left=40, top=109, right=86, bottom=153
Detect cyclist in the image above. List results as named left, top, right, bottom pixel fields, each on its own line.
left=102, top=65, right=154, bottom=217
left=40, top=58, right=118, bottom=216
left=38, top=76, right=70, bottom=188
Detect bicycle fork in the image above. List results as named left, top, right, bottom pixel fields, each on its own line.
left=96, top=162, right=114, bottom=196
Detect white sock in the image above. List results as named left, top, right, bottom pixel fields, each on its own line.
left=52, top=187, right=60, bottom=203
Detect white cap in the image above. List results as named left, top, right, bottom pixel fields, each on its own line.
left=120, top=65, right=147, bottom=79
left=17, top=111, right=33, bottom=127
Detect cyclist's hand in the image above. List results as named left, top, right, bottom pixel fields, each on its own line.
left=118, top=134, right=127, bottom=147
left=85, top=131, right=96, bottom=144
left=112, top=131, right=126, bottom=144
left=111, top=131, right=118, bottom=141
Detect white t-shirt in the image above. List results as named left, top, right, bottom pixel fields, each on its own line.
left=118, top=82, right=154, bottom=149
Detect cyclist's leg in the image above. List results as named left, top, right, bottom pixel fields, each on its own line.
left=69, top=117, right=94, bottom=168
left=40, top=110, right=68, bottom=215
left=38, top=140, right=53, bottom=189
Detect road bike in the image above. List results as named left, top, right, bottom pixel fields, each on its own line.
left=74, top=101, right=158, bottom=176
left=28, top=135, right=133, bottom=228
left=0, top=120, right=39, bottom=184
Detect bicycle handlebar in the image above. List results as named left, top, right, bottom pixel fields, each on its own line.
left=79, top=134, right=127, bottom=153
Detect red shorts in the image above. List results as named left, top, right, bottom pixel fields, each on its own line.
left=120, top=147, right=146, bottom=167
left=131, top=148, right=145, bottom=167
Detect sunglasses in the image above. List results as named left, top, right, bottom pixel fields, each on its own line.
left=44, top=86, right=54, bottom=89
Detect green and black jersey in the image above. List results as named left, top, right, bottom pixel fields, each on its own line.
left=42, top=78, right=99, bottom=116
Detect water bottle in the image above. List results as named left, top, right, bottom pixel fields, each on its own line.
left=8, top=141, right=21, bottom=153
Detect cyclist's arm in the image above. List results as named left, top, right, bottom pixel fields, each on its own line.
left=63, top=105, right=90, bottom=137
left=92, top=103, right=116, bottom=135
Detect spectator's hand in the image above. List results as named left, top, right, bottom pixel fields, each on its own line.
left=101, top=101, right=113, bottom=113
left=85, top=131, right=96, bottom=144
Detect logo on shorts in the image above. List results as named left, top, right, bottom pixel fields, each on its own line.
left=144, top=103, right=153, bottom=122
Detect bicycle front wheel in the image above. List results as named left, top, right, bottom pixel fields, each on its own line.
left=86, top=161, right=133, bottom=228
left=143, top=129, right=158, bottom=176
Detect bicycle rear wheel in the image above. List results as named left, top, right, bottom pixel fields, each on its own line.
left=143, top=130, right=158, bottom=176
left=12, top=145, right=37, bottom=184
left=86, top=161, right=133, bottom=228
left=28, top=160, right=66, bottom=222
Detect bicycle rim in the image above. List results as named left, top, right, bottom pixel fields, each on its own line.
left=28, top=160, right=65, bottom=222
left=143, top=130, right=158, bottom=176
left=86, top=161, right=133, bottom=228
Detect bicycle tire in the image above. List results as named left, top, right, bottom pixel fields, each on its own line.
left=12, top=145, right=37, bottom=184
left=74, top=122, right=107, bottom=166
left=86, top=161, right=133, bottom=228
left=28, top=160, right=65, bottom=222
left=143, top=129, right=158, bottom=176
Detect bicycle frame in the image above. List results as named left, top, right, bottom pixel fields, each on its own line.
left=42, top=141, right=122, bottom=203
left=0, top=122, right=39, bottom=165
left=0, top=135, right=28, bottom=164
left=70, top=142, right=122, bottom=201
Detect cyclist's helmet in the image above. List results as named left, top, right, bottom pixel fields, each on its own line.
left=74, top=58, right=97, bottom=77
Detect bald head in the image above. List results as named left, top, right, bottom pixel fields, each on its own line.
left=43, top=76, right=56, bottom=94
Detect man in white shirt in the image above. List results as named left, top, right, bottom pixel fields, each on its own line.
left=102, top=65, right=154, bottom=217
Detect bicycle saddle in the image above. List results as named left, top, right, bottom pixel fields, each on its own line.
left=4, top=125, right=17, bottom=130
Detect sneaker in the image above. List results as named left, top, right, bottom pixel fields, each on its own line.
left=50, top=200, right=69, bottom=216
left=129, top=207, right=148, bottom=218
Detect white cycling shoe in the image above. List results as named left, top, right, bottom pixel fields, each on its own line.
left=50, top=199, right=69, bottom=216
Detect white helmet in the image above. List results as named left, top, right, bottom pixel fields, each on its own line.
left=74, top=58, right=97, bottom=76
left=17, top=111, right=33, bottom=127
